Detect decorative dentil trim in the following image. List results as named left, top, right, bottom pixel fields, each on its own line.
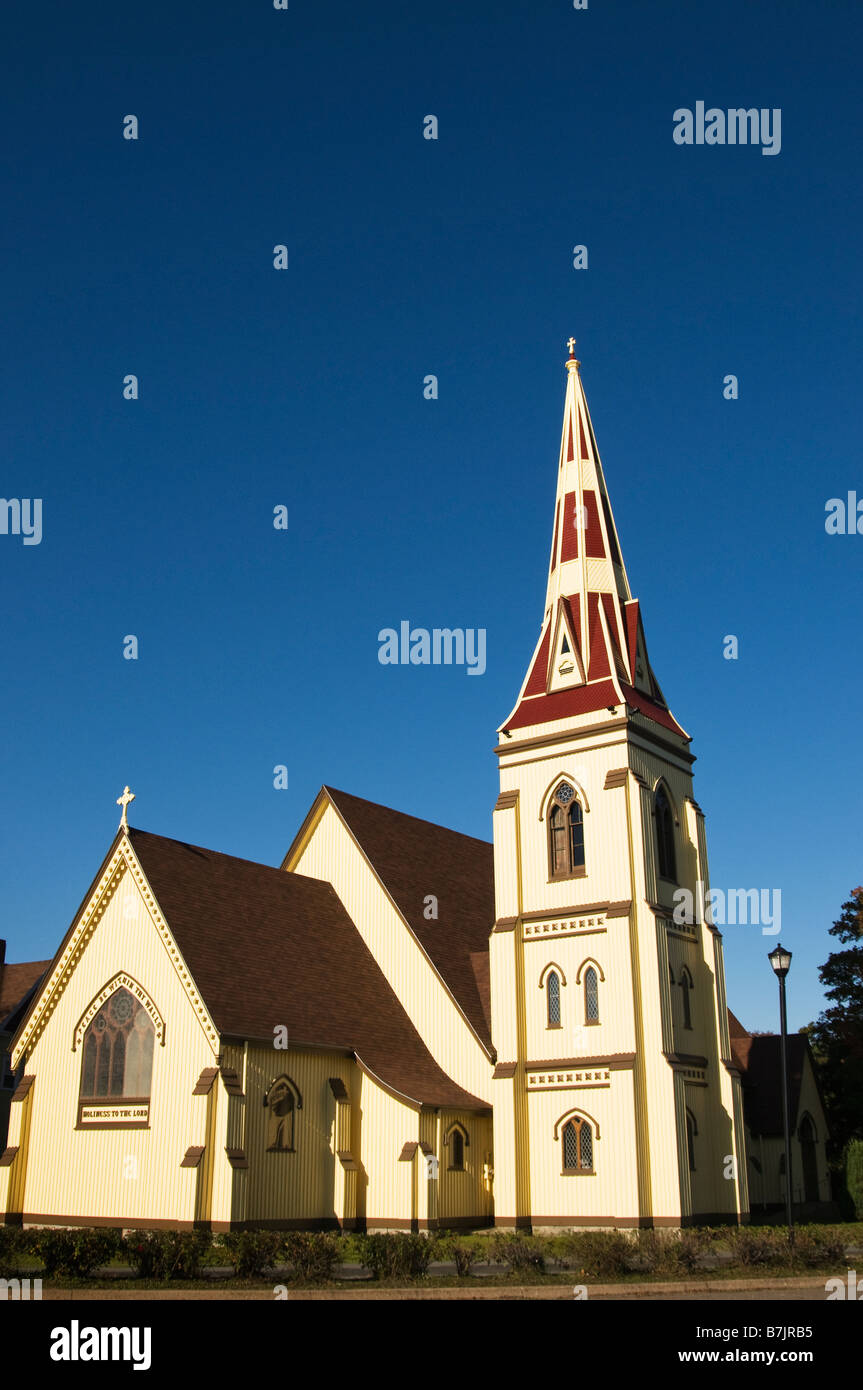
left=72, top=972, right=165, bottom=1052
left=15, top=837, right=220, bottom=1065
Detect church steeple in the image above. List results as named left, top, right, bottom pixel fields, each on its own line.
left=501, top=341, right=687, bottom=739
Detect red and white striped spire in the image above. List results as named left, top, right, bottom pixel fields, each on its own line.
left=501, top=340, right=687, bottom=739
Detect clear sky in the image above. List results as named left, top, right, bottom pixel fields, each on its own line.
left=2, top=0, right=860, bottom=1034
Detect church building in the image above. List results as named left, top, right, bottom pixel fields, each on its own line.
left=0, top=343, right=751, bottom=1231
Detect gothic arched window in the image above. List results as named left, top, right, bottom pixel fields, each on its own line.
left=584, top=966, right=599, bottom=1023
left=546, top=970, right=561, bottom=1027
left=655, top=785, right=676, bottom=881
left=79, top=987, right=154, bottom=1101
left=562, top=1117, right=593, bottom=1173
left=685, top=1110, right=697, bottom=1171
left=798, top=1114, right=819, bottom=1202
left=264, top=1075, right=301, bottom=1152
left=445, top=1123, right=468, bottom=1171
left=680, top=967, right=693, bottom=1030
left=548, top=782, right=586, bottom=878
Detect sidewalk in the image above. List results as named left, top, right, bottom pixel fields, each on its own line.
left=38, top=1275, right=834, bottom=1301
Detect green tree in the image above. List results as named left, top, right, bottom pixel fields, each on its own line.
left=809, top=887, right=863, bottom=1153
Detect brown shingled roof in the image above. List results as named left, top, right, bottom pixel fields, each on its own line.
left=0, top=960, right=51, bottom=1026
left=728, top=1012, right=811, bottom=1137
left=323, top=788, right=495, bottom=1049
left=128, top=829, right=488, bottom=1112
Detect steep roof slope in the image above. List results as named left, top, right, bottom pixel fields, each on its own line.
left=324, top=788, right=495, bottom=1047
left=127, top=829, right=487, bottom=1111
left=8, top=829, right=487, bottom=1112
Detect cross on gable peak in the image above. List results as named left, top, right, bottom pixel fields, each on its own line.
left=117, top=785, right=135, bottom=830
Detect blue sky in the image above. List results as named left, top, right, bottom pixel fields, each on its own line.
left=2, top=0, right=860, bottom=1033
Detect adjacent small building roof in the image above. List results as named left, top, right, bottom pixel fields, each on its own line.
left=729, top=1013, right=820, bottom=1138
left=0, top=959, right=51, bottom=1031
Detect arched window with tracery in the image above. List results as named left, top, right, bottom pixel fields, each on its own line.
left=584, top=966, right=599, bottom=1023
left=655, top=785, right=676, bottom=882
left=79, top=987, right=155, bottom=1101
left=561, top=1116, right=593, bottom=1173
left=548, top=781, right=585, bottom=878
left=546, top=970, right=561, bottom=1027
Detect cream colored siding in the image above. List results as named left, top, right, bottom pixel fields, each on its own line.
left=527, top=1070, right=639, bottom=1222
left=7, top=855, right=217, bottom=1226
left=290, top=802, right=492, bottom=1103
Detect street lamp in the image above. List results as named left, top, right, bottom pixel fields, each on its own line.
left=768, top=943, right=794, bottom=1244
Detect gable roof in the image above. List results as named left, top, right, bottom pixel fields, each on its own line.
left=321, top=788, right=495, bottom=1050
left=728, top=1013, right=820, bottom=1137
left=126, top=829, right=488, bottom=1111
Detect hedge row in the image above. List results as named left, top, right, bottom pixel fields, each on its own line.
left=0, top=1222, right=850, bottom=1282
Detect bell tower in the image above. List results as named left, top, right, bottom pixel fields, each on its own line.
left=489, top=341, right=748, bottom=1229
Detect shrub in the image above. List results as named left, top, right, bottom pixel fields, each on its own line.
left=434, top=1232, right=483, bottom=1276
left=217, top=1230, right=285, bottom=1278
left=792, top=1224, right=847, bottom=1268
left=0, top=1226, right=21, bottom=1277
left=729, top=1226, right=789, bottom=1267
left=844, top=1141, right=863, bottom=1221
left=553, top=1230, right=631, bottom=1279
left=489, top=1232, right=548, bottom=1275
left=32, top=1227, right=123, bottom=1278
left=633, top=1228, right=716, bottom=1275
left=356, top=1233, right=432, bottom=1281
left=122, top=1229, right=210, bottom=1280
left=282, top=1232, right=341, bottom=1283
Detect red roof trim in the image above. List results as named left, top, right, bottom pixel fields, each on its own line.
left=624, top=601, right=639, bottom=675
left=523, top=626, right=551, bottom=697
left=619, top=684, right=687, bottom=737
left=505, top=678, right=620, bottom=730
left=583, top=491, right=605, bottom=558
left=578, top=410, right=589, bottom=461
left=586, top=592, right=612, bottom=681
left=560, top=492, right=579, bottom=562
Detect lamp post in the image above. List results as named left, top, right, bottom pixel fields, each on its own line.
left=768, top=943, right=794, bottom=1245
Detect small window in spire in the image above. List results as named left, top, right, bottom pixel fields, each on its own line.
left=561, top=634, right=571, bottom=655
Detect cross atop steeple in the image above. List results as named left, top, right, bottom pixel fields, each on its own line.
left=117, top=785, right=135, bottom=831
left=567, top=336, right=576, bottom=356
